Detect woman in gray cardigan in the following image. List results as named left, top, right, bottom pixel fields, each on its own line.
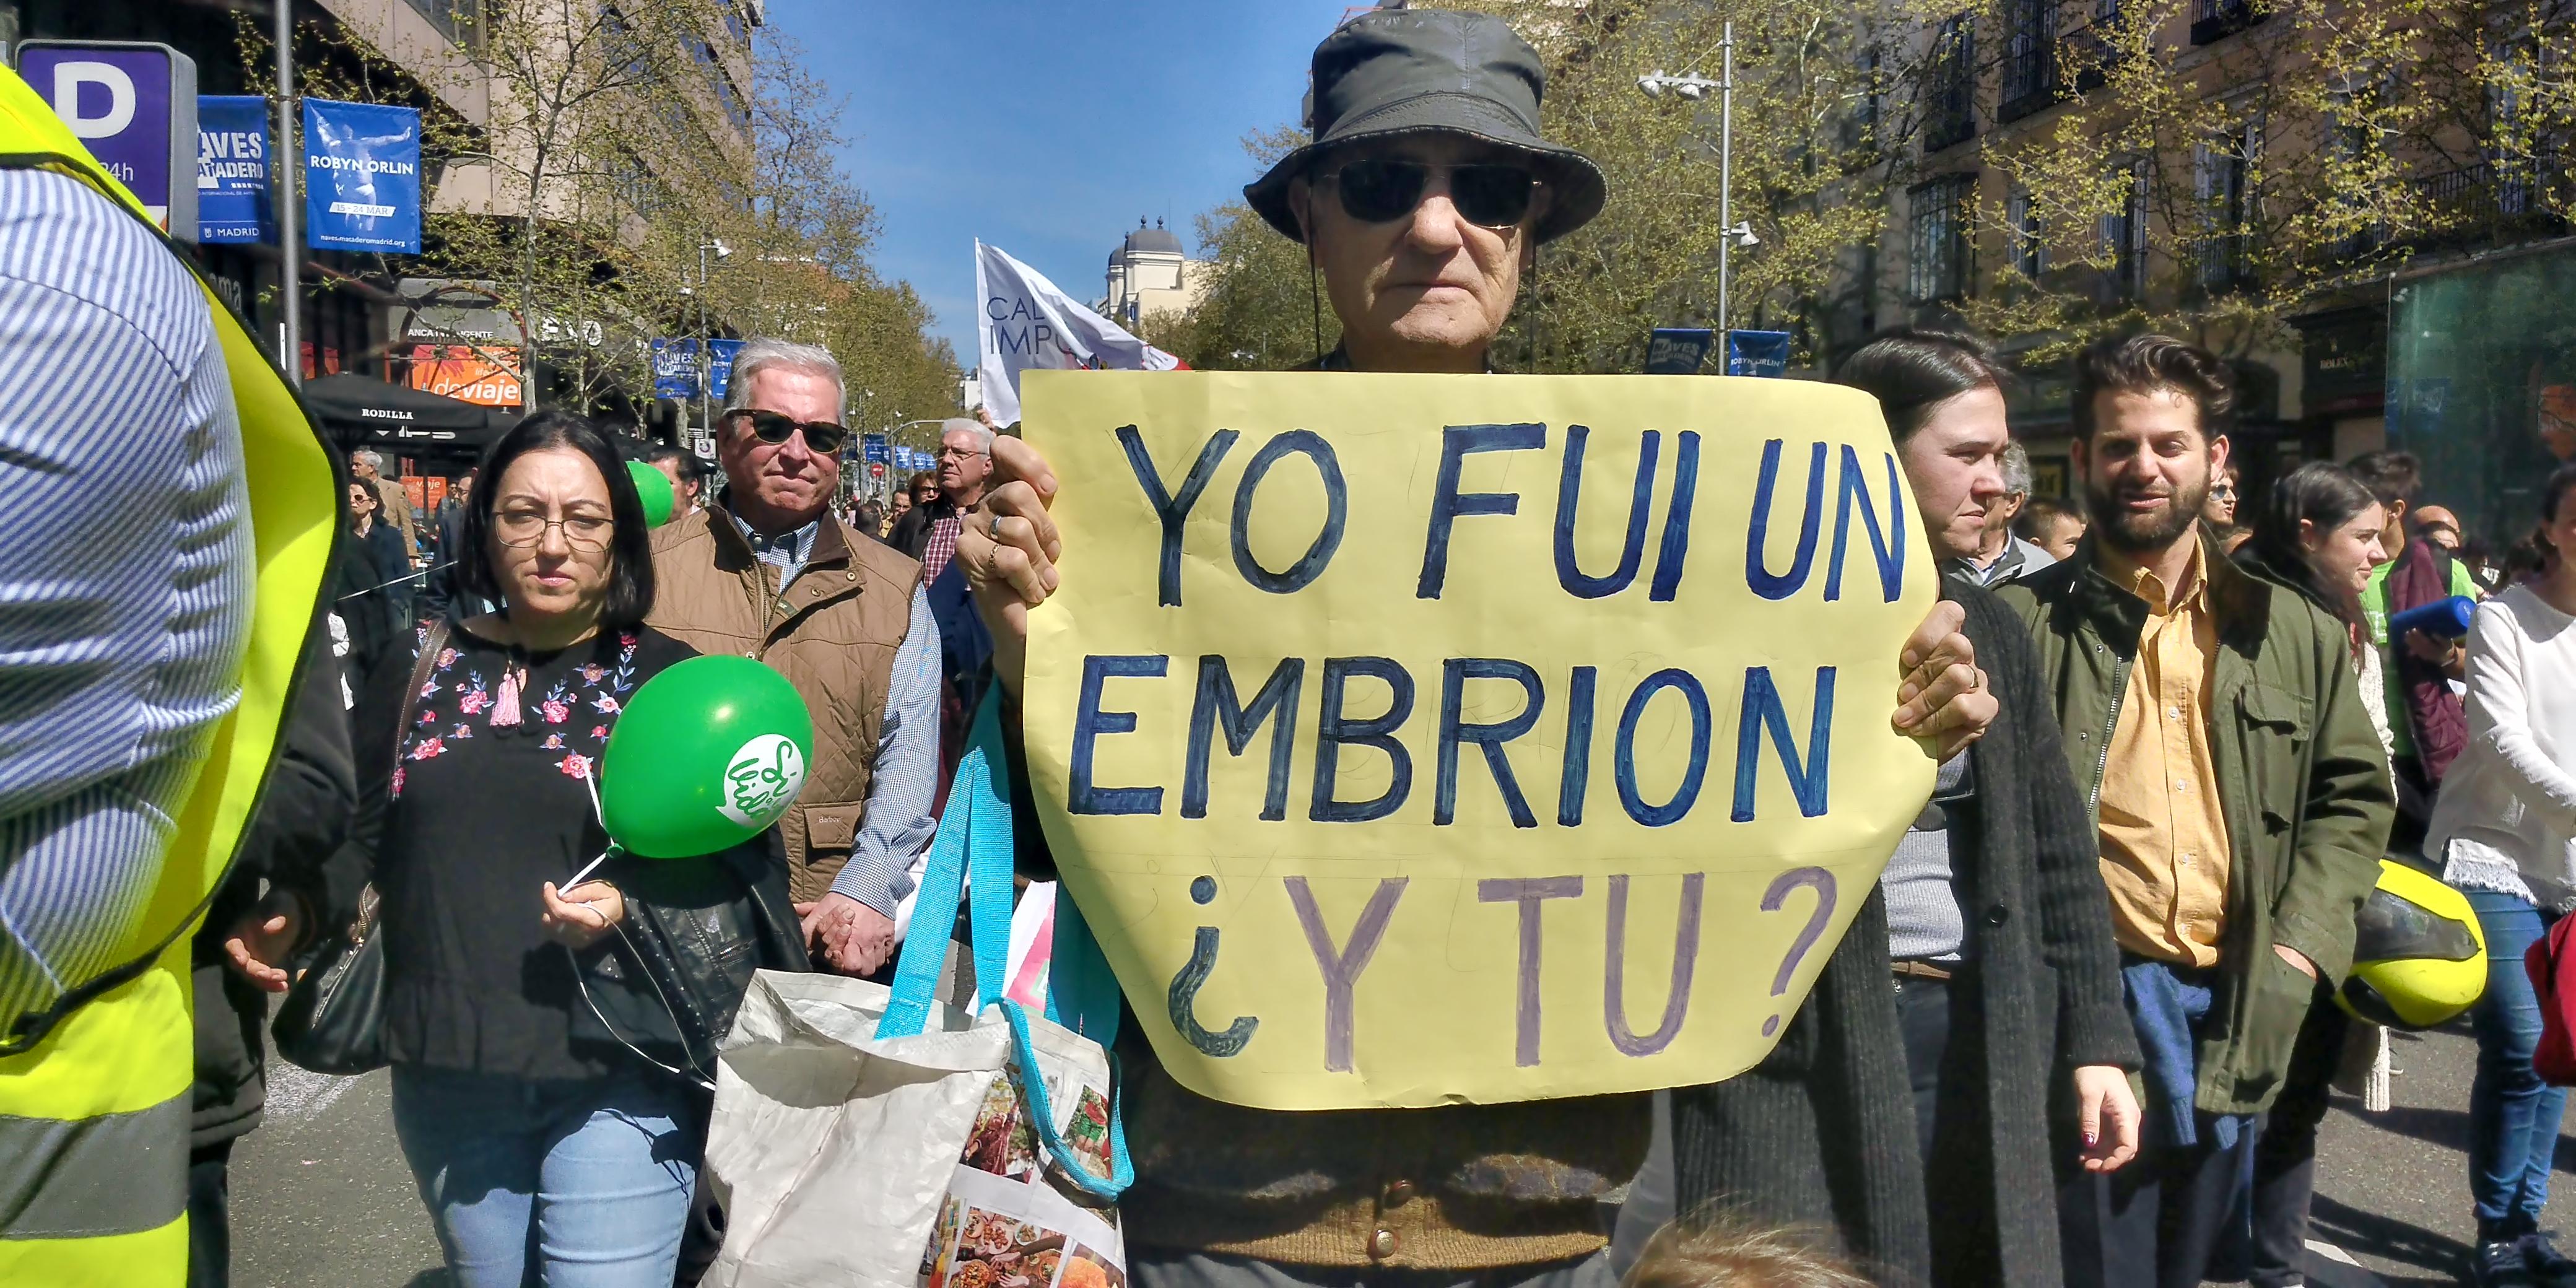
left=1671, top=332, right=2140, bottom=1287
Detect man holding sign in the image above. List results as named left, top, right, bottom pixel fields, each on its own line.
left=947, top=11, right=1997, bottom=1286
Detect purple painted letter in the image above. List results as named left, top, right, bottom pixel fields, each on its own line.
left=1478, top=876, right=1586, bottom=1066
left=1603, top=873, right=1705, bottom=1056
left=1284, top=876, right=1409, bottom=1073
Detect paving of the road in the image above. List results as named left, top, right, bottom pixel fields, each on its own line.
left=230, top=1019, right=2543, bottom=1288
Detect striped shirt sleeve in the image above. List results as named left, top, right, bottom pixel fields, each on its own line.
left=0, top=170, right=255, bottom=1029
left=827, top=584, right=943, bottom=917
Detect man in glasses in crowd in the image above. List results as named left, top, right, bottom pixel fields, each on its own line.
left=938, top=11, right=2003, bottom=1287
left=887, top=417, right=994, bottom=582
left=645, top=338, right=942, bottom=977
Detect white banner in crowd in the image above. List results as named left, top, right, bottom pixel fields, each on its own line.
left=973, top=239, right=1180, bottom=425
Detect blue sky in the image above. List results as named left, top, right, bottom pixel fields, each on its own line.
left=764, top=1, right=1357, bottom=364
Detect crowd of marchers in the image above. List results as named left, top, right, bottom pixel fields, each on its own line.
left=16, top=9, right=2576, bottom=1288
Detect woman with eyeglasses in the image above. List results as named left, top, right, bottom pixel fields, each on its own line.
left=277, top=412, right=803, bottom=1288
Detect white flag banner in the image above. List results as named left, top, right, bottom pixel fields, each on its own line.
left=974, top=239, right=1181, bottom=424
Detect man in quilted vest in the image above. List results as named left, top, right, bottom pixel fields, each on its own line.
left=645, top=338, right=942, bottom=975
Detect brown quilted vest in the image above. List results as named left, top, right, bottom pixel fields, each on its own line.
left=645, top=503, right=923, bottom=902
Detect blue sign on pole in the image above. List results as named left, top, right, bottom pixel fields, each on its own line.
left=1644, top=328, right=1715, bottom=375
left=704, top=338, right=746, bottom=401
left=303, top=98, right=421, bottom=253
left=18, top=41, right=198, bottom=238
left=1726, top=329, right=1796, bottom=378
left=650, top=338, right=699, bottom=399
left=863, top=433, right=890, bottom=464
left=196, top=95, right=271, bottom=243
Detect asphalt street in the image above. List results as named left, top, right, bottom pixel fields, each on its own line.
left=227, top=1020, right=2549, bottom=1288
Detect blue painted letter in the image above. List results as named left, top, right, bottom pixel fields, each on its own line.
left=1309, top=657, right=1416, bottom=822
left=1230, top=430, right=1349, bottom=594
left=1184, top=656, right=1305, bottom=820
left=1731, top=666, right=1836, bottom=821
left=1614, top=669, right=1714, bottom=827
left=1554, top=427, right=1658, bottom=598
left=1070, top=655, right=1168, bottom=815
left=1825, top=446, right=1906, bottom=603
left=1419, top=423, right=1546, bottom=599
left=1118, top=425, right=1238, bottom=607
left=1745, top=439, right=1826, bottom=601
left=1435, top=658, right=1546, bottom=827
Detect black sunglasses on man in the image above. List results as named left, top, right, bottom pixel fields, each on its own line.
left=1316, top=159, right=1539, bottom=230
left=725, top=407, right=849, bottom=455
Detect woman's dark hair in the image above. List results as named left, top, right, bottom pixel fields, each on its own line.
left=2544, top=463, right=2576, bottom=530
left=905, top=469, right=938, bottom=497
left=2073, top=333, right=2237, bottom=442
left=1831, top=328, right=2012, bottom=443
left=456, top=411, right=656, bottom=627
left=2247, top=460, right=2378, bottom=629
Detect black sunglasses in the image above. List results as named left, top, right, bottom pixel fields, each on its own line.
left=1318, top=159, right=1538, bottom=229
left=727, top=408, right=849, bottom=455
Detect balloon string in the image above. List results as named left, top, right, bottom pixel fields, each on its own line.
left=565, top=755, right=612, bottom=888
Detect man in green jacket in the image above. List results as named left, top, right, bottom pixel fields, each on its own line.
left=1992, top=334, right=2391, bottom=1288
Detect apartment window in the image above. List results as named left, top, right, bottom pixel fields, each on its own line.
left=404, top=0, right=476, bottom=46
left=2007, top=186, right=2048, bottom=278
left=1853, top=43, right=1884, bottom=137
left=2191, top=0, right=2265, bottom=45
left=2000, top=0, right=2058, bottom=121
left=1925, top=16, right=1977, bottom=153
left=2195, top=123, right=2256, bottom=289
left=1908, top=173, right=1977, bottom=302
left=2099, top=162, right=2147, bottom=296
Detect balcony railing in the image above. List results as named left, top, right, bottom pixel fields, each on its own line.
left=2190, top=0, right=2265, bottom=46
left=1998, top=0, right=2061, bottom=123
left=2406, top=160, right=2572, bottom=246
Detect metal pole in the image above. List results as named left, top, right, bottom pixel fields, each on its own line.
left=274, top=0, right=301, bottom=386
left=1717, top=22, right=1734, bottom=361
left=698, top=239, right=710, bottom=437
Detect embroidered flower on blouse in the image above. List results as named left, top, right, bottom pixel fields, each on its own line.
left=542, top=733, right=566, bottom=751
left=437, top=648, right=459, bottom=669
left=450, top=724, right=475, bottom=740
left=590, top=693, right=622, bottom=715
left=581, top=663, right=606, bottom=684
left=458, top=685, right=492, bottom=716
left=590, top=724, right=609, bottom=742
left=409, top=736, right=445, bottom=762
left=389, top=765, right=407, bottom=798
left=558, top=754, right=594, bottom=780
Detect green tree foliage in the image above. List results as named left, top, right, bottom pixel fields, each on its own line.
left=1141, top=126, right=1340, bottom=370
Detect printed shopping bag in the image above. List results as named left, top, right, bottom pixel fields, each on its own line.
left=700, top=693, right=1129, bottom=1288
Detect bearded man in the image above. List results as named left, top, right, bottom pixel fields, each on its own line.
left=1993, top=335, right=2390, bottom=1288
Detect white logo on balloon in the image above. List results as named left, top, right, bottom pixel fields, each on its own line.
left=717, top=734, right=806, bottom=827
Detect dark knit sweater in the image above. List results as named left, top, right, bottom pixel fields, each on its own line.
left=1671, top=582, right=2139, bottom=1287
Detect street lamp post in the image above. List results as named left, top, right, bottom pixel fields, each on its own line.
left=1640, top=25, right=1760, bottom=366
left=275, top=0, right=300, bottom=385
left=697, top=235, right=731, bottom=434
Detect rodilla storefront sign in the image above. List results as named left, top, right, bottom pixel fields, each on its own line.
left=304, top=98, right=421, bottom=253
left=17, top=41, right=198, bottom=238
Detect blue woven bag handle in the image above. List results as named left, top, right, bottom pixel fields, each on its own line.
left=871, top=690, right=1131, bottom=1200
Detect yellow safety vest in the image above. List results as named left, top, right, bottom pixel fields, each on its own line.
left=0, top=67, right=337, bottom=1287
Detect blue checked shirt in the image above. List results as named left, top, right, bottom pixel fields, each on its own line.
left=729, top=511, right=943, bottom=920
left=0, top=170, right=256, bottom=1030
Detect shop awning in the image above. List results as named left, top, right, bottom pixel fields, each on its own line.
left=302, top=373, right=516, bottom=454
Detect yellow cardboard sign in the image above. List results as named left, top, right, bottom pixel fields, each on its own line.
left=1020, top=371, right=1937, bottom=1110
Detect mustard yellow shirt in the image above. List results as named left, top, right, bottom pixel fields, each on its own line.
left=2096, top=542, right=2234, bottom=967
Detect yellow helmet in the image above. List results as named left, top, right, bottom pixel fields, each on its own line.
left=2338, top=859, right=2487, bottom=1030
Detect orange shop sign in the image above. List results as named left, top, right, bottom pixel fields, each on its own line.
left=409, top=344, right=524, bottom=407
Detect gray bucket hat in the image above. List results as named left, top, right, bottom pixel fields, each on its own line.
left=1245, top=8, right=1607, bottom=246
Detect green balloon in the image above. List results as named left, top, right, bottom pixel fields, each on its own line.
left=600, top=656, right=814, bottom=858
left=627, top=459, right=676, bottom=528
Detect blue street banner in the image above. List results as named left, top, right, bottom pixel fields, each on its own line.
left=1644, top=328, right=1715, bottom=375
left=18, top=41, right=198, bottom=238
left=651, top=338, right=700, bottom=399
left=1726, top=329, right=1796, bottom=378
left=304, top=97, right=421, bottom=253
left=705, top=338, right=746, bottom=401
left=196, top=95, right=271, bottom=243
left=862, top=433, right=890, bottom=464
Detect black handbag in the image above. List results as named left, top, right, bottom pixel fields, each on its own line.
left=271, top=619, right=446, bottom=1076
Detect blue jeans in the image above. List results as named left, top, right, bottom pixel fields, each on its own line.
left=390, top=1064, right=703, bottom=1288
left=2467, top=891, right=2566, bottom=1240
